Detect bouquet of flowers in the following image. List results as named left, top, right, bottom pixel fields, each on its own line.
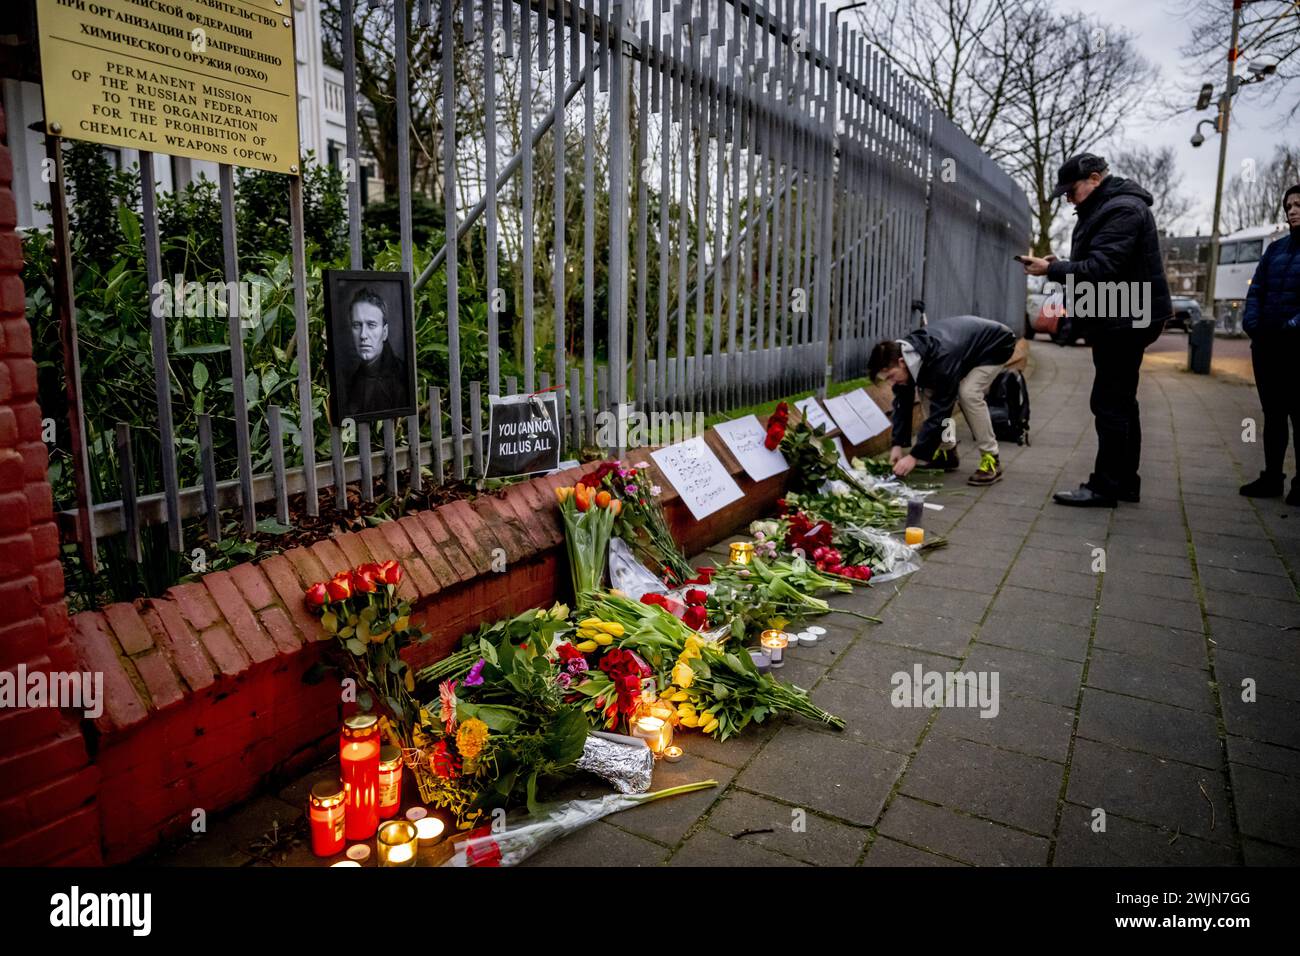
left=555, top=481, right=621, bottom=597
left=576, top=460, right=695, bottom=585
left=778, top=418, right=842, bottom=492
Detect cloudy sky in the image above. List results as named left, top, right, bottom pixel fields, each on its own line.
left=1056, top=0, right=1292, bottom=235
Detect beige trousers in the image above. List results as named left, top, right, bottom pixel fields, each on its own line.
left=933, top=364, right=1003, bottom=456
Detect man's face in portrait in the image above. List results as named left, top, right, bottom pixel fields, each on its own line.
left=351, top=297, right=388, bottom=363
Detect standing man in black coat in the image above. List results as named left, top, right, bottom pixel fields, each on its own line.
left=1020, top=153, right=1171, bottom=507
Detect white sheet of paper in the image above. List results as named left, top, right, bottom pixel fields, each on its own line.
left=823, top=393, right=872, bottom=445
left=832, top=436, right=852, bottom=472
left=794, top=397, right=833, bottom=432
left=712, top=416, right=789, bottom=483
left=651, top=436, right=745, bottom=522
left=843, top=388, right=893, bottom=438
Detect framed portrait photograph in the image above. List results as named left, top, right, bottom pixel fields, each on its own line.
left=323, top=270, right=417, bottom=424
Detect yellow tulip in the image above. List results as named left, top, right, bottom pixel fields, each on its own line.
left=671, top=661, right=695, bottom=688
left=575, top=640, right=598, bottom=652
left=671, top=690, right=690, bottom=702
left=680, top=715, right=700, bottom=728
left=579, top=618, right=603, bottom=629
left=404, top=669, right=415, bottom=692
left=594, top=632, right=614, bottom=646
left=702, top=718, right=719, bottom=734
left=598, top=622, right=624, bottom=636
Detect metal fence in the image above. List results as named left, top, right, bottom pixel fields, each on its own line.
left=48, top=0, right=1029, bottom=571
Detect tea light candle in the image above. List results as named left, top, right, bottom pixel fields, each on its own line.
left=729, top=541, right=755, bottom=565
left=377, top=819, right=418, bottom=867
left=806, top=626, right=826, bottom=636
left=330, top=860, right=361, bottom=868
left=415, top=816, right=445, bottom=847
left=905, top=526, right=925, bottom=546
left=760, top=629, right=789, bottom=667
left=378, top=745, right=403, bottom=820
left=747, top=648, right=772, bottom=673
left=405, top=806, right=428, bottom=822
left=346, top=843, right=370, bottom=862
left=662, top=745, right=684, bottom=763
left=798, top=631, right=819, bottom=646
left=632, top=716, right=673, bottom=755
left=308, top=779, right=346, bottom=857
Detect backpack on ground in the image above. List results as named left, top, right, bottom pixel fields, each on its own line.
left=987, top=369, right=1030, bottom=446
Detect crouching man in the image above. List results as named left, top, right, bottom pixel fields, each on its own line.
left=867, top=314, right=1017, bottom=485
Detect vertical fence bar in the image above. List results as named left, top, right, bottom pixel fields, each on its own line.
left=443, top=0, right=465, bottom=479
left=429, top=386, right=445, bottom=484
left=674, top=4, right=689, bottom=413
left=654, top=1, right=668, bottom=410
left=339, top=0, right=362, bottom=510
left=553, top=0, right=567, bottom=424
left=140, top=153, right=183, bottom=552
left=46, top=136, right=96, bottom=571
left=468, top=383, right=482, bottom=476
left=710, top=50, right=725, bottom=414
left=115, top=424, right=141, bottom=562
left=520, top=0, right=536, bottom=392
left=269, top=405, right=290, bottom=525
left=198, top=414, right=220, bottom=544
left=217, top=164, right=256, bottom=534
left=359, top=421, right=373, bottom=500
left=393, top=0, right=416, bottom=501
left=288, top=175, right=319, bottom=516
left=609, top=0, right=630, bottom=456
left=582, top=0, right=596, bottom=442
left=485, top=0, right=500, bottom=397
left=634, top=18, right=650, bottom=413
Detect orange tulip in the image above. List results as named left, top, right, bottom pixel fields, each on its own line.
left=609, top=499, right=623, bottom=517
left=595, top=490, right=612, bottom=508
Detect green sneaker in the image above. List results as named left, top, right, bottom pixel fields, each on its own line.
left=968, top=452, right=1002, bottom=486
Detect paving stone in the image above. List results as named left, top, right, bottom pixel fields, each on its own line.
left=609, top=754, right=735, bottom=846
left=1215, top=648, right=1300, bottom=703
left=919, top=562, right=1007, bottom=595
left=861, top=835, right=967, bottom=866
left=1092, top=616, right=1207, bottom=669
left=859, top=605, right=979, bottom=657
left=1193, top=531, right=1282, bottom=558
left=1098, top=569, right=1197, bottom=602
left=1012, top=567, right=1100, bottom=599
left=702, top=790, right=867, bottom=866
left=1053, top=802, right=1237, bottom=866
left=523, top=821, right=669, bottom=867
left=829, top=640, right=961, bottom=692
left=810, top=679, right=933, bottom=754
left=990, top=585, right=1097, bottom=628
left=1225, top=735, right=1300, bottom=778
left=1242, top=839, right=1300, bottom=866
left=1096, top=588, right=1204, bottom=632
left=1106, top=534, right=1193, bottom=560
left=979, top=609, right=1091, bottom=662
left=769, top=656, right=828, bottom=695
left=1228, top=764, right=1300, bottom=849
left=1208, top=616, right=1300, bottom=664
left=931, top=690, right=1074, bottom=763
left=1202, top=589, right=1300, bottom=629
left=1064, top=738, right=1231, bottom=845
left=876, top=795, right=1049, bottom=866
left=1023, top=530, right=1102, bottom=556
left=1076, top=688, right=1222, bottom=769
left=1085, top=647, right=1216, bottom=714
left=669, top=824, right=811, bottom=867
left=1198, top=566, right=1299, bottom=601
left=1220, top=689, right=1300, bottom=750
left=1194, top=547, right=1290, bottom=577
left=964, top=641, right=1084, bottom=707
left=678, top=720, right=777, bottom=769
left=899, top=734, right=1063, bottom=836
left=736, top=726, right=906, bottom=826
left=1107, top=551, right=1194, bottom=579
left=885, top=581, right=993, bottom=624
left=1010, top=545, right=1096, bottom=575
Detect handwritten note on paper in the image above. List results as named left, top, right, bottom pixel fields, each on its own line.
left=794, top=397, right=834, bottom=433
left=651, top=436, right=745, bottom=522
left=823, top=394, right=872, bottom=445
left=713, top=416, right=790, bottom=483
left=843, top=388, right=893, bottom=439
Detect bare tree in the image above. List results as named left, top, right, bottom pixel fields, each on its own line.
left=1174, top=1, right=1300, bottom=125
left=1222, top=143, right=1300, bottom=231
left=1109, top=143, right=1195, bottom=234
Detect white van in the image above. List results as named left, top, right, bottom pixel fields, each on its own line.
left=1215, top=223, right=1288, bottom=334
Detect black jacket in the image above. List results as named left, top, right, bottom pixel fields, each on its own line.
left=1045, top=176, right=1172, bottom=334
left=890, top=314, right=1016, bottom=458
left=1243, top=229, right=1300, bottom=337
left=348, top=342, right=409, bottom=417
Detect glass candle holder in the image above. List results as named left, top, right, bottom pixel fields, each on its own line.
left=308, top=779, right=346, bottom=857
left=759, top=629, right=789, bottom=668
left=632, top=715, right=673, bottom=755
left=378, top=744, right=403, bottom=820
left=905, top=527, right=925, bottom=546
left=376, top=819, right=418, bottom=867
left=729, top=541, right=755, bottom=565
left=340, top=714, right=381, bottom=841
left=906, top=498, right=924, bottom=528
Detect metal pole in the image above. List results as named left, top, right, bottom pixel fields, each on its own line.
left=1203, top=0, right=1241, bottom=328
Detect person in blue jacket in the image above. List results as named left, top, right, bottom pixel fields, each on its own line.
left=1240, top=184, right=1300, bottom=503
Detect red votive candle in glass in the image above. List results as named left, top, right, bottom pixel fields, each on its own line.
left=308, top=779, right=346, bottom=857
left=340, top=713, right=381, bottom=841
left=378, top=744, right=403, bottom=820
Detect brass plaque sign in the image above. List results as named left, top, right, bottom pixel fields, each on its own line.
left=36, top=0, right=301, bottom=174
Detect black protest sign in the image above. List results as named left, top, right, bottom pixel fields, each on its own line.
left=486, top=393, right=561, bottom=478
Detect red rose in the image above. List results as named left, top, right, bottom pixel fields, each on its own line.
left=351, top=568, right=377, bottom=593
left=378, top=559, right=402, bottom=585
left=326, top=574, right=352, bottom=601
left=764, top=423, right=785, bottom=450
left=682, top=605, right=708, bottom=631
left=685, top=588, right=708, bottom=606
left=640, top=593, right=666, bottom=607
left=304, top=582, right=329, bottom=607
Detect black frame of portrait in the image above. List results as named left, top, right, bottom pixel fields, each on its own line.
left=323, top=269, right=418, bottom=424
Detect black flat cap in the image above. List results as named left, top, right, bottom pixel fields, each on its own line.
left=1051, top=153, right=1108, bottom=199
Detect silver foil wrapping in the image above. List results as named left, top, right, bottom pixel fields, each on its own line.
left=575, top=732, right=654, bottom=794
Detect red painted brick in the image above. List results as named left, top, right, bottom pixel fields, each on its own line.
left=0, top=407, right=15, bottom=448
left=415, top=509, right=476, bottom=583
left=31, top=557, right=62, bottom=602
left=5, top=357, right=35, bottom=398
left=0, top=449, right=21, bottom=491
left=0, top=705, right=65, bottom=754
left=0, top=619, right=48, bottom=667
left=503, top=484, right=560, bottom=550
left=42, top=604, right=71, bottom=643
left=357, top=527, right=418, bottom=603
left=377, top=520, right=439, bottom=599
left=0, top=575, right=39, bottom=627
left=397, top=514, right=457, bottom=589
left=69, top=613, right=148, bottom=731
left=308, top=537, right=350, bottom=579
left=257, top=554, right=320, bottom=643
left=228, top=561, right=277, bottom=611
left=0, top=490, right=28, bottom=535
left=46, top=638, right=77, bottom=673
left=29, top=519, right=59, bottom=563
left=143, top=601, right=215, bottom=692
left=475, top=494, right=531, bottom=562
left=257, top=604, right=302, bottom=655
left=203, top=571, right=276, bottom=663
left=0, top=530, right=34, bottom=579
left=0, top=729, right=94, bottom=802
left=0, top=276, right=20, bottom=315
left=132, top=649, right=185, bottom=710
left=13, top=400, right=41, bottom=441
left=0, top=765, right=98, bottom=843
left=330, top=531, right=374, bottom=575
left=170, top=581, right=221, bottom=632
left=439, top=500, right=496, bottom=574
left=284, top=545, right=330, bottom=592
left=18, top=441, right=44, bottom=481
left=196, top=623, right=248, bottom=678
left=0, top=804, right=98, bottom=867
left=24, top=481, right=53, bottom=523
left=102, top=602, right=155, bottom=655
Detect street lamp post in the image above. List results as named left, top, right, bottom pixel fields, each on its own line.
left=1202, top=0, right=1244, bottom=323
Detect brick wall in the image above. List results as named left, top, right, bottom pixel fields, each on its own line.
left=0, top=103, right=103, bottom=866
